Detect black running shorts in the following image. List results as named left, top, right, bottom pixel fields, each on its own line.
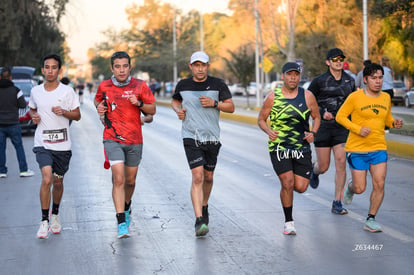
left=183, top=138, right=221, bottom=171
left=270, top=150, right=312, bottom=178
left=314, top=121, right=349, bottom=148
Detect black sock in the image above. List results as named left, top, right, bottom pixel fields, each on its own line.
left=52, top=203, right=60, bottom=215
left=283, top=206, right=293, bottom=222
left=42, top=209, right=49, bottom=222
left=202, top=205, right=208, bottom=215
left=125, top=201, right=131, bottom=213
left=367, top=214, right=376, bottom=220
left=116, top=212, right=126, bottom=224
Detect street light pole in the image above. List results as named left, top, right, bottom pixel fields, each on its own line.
left=173, top=11, right=177, bottom=84
left=200, top=11, right=204, bottom=51
left=363, top=0, right=368, bottom=60
left=254, top=0, right=262, bottom=107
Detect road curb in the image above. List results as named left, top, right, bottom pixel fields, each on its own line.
left=156, top=99, right=414, bottom=160
left=386, top=140, right=414, bottom=159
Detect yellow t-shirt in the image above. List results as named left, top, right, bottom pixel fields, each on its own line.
left=335, top=89, right=394, bottom=152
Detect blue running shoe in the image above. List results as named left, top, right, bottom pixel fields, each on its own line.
left=117, top=222, right=130, bottom=239
left=364, top=218, right=382, bottom=232
left=309, top=164, right=319, bottom=189
left=125, top=209, right=131, bottom=227
left=331, top=200, right=348, bottom=215
left=342, top=179, right=354, bottom=205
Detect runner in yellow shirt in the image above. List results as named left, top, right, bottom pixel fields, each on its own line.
left=336, top=63, right=403, bottom=232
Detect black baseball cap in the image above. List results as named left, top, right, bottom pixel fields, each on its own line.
left=326, top=48, right=345, bottom=60
left=282, top=62, right=301, bottom=74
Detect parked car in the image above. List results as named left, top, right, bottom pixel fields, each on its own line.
left=0, top=66, right=37, bottom=133
left=392, top=80, right=408, bottom=105
left=14, top=79, right=37, bottom=133
left=229, top=83, right=244, bottom=96
left=247, top=82, right=270, bottom=96
left=247, top=82, right=257, bottom=96
left=270, top=81, right=283, bottom=90
left=404, top=88, right=414, bottom=108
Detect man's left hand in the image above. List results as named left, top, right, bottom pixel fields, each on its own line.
left=394, top=119, right=403, bottom=129
left=199, top=95, right=214, bottom=108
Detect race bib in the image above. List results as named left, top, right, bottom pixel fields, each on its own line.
left=42, top=129, right=68, bottom=143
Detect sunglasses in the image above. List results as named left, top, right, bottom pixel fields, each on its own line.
left=331, top=56, right=345, bottom=62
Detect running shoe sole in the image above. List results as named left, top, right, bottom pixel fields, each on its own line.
left=50, top=227, right=61, bottom=234
left=283, top=230, right=296, bottom=235
left=364, top=225, right=382, bottom=233
left=331, top=207, right=348, bottom=215
left=117, top=233, right=130, bottom=239
left=195, top=224, right=209, bottom=237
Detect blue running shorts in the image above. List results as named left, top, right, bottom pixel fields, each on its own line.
left=347, top=150, right=388, bottom=171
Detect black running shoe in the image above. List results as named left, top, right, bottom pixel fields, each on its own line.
left=309, top=164, right=319, bottom=189
left=195, top=217, right=209, bottom=237
left=202, top=205, right=209, bottom=225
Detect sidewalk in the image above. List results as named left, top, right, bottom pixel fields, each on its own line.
left=156, top=98, right=414, bottom=160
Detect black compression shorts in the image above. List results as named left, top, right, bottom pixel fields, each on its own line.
left=314, top=121, right=349, bottom=147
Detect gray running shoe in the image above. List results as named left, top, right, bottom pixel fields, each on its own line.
left=342, top=179, right=354, bottom=205
left=364, top=218, right=382, bottom=232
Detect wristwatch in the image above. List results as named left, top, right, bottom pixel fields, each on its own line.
left=213, top=100, right=218, bottom=108
left=138, top=101, right=144, bottom=108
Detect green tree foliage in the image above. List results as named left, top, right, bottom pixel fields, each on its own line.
left=371, top=0, right=414, bottom=76
left=88, top=0, right=414, bottom=86
left=224, top=44, right=256, bottom=106
left=0, top=0, right=68, bottom=68
left=224, top=44, right=256, bottom=89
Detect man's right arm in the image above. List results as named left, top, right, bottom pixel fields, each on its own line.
left=171, top=98, right=186, bottom=120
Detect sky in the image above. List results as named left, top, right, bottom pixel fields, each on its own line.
left=60, top=0, right=230, bottom=64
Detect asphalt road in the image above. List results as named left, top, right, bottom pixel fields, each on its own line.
left=1, top=100, right=413, bottom=275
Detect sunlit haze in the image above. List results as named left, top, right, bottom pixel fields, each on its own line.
left=60, top=0, right=230, bottom=64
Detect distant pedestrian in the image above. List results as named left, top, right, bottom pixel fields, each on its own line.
left=95, top=51, right=156, bottom=239
left=343, top=62, right=356, bottom=80
left=76, top=83, right=85, bottom=104
left=60, top=77, right=71, bottom=85
left=258, top=62, right=320, bottom=235
left=355, top=60, right=371, bottom=89
left=0, top=67, right=34, bottom=178
left=171, top=51, right=235, bottom=237
left=380, top=56, right=394, bottom=100
left=149, top=78, right=161, bottom=97
left=336, top=63, right=403, bottom=232
left=29, top=54, right=81, bottom=239
left=308, top=47, right=356, bottom=215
